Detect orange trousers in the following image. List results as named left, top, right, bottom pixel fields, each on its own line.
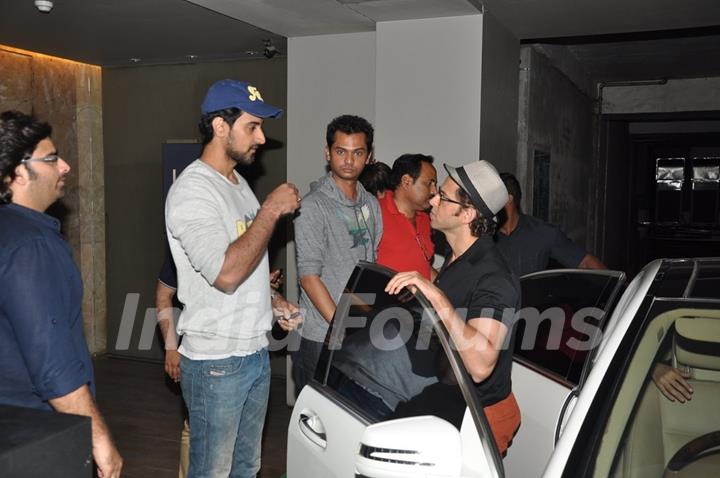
left=484, top=392, right=521, bottom=455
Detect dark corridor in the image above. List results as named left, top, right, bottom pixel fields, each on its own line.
left=602, top=121, right=720, bottom=277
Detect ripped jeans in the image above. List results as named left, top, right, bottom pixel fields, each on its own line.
left=180, top=349, right=270, bottom=478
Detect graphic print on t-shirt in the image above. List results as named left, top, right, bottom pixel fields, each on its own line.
left=236, top=212, right=258, bottom=238
left=335, top=204, right=372, bottom=249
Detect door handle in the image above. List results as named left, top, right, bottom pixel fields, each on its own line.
left=299, top=412, right=327, bottom=449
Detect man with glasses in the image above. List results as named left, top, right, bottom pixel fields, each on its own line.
left=0, top=110, right=123, bottom=477
left=377, top=153, right=437, bottom=279
left=386, top=160, right=521, bottom=455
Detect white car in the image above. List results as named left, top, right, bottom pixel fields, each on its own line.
left=287, top=259, right=720, bottom=477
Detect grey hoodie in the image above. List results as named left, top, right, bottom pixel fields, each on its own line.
left=295, top=173, right=383, bottom=341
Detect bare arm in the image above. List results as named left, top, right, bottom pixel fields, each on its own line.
left=155, top=281, right=181, bottom=381
left=214, top=183, right=300, bottom=293
left=386, top=271, right=507, bottom=383
left=578, top=253, right=607, bottom=270
left=300, top=275, right=337, bottom=323
left=50, top=385, right=122, bottom=478
left=156, top=281, right=178, bottom=350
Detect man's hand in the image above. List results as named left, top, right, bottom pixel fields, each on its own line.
left=165, top=349, right=181, bottom=382
left=94, top=436, right=123, bottom=478
left=385, top=270, right=437, bottom=299
left=49, top=385, right=122, bottom=478
left=262, top=183, right=301, bottom=218
left=652, top=363, right=693, bottom=403
left=270, top=268, right=283, bottom=291
left=272, top=293, right=303, bottom=331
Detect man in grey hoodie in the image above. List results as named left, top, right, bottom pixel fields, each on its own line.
left=294, top=115, right=383, bottom=395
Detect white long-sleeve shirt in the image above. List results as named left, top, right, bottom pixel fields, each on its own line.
left=165, top=160, right=271, bottom=359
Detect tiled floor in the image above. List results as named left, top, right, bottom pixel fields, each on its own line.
left=94, top=356, right=290, bottom=478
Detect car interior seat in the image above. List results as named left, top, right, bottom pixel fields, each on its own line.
left=612, top=315, right=720, bottom=478
left=660, top=317, right=720, bottom=477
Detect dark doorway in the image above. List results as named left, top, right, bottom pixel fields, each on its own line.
left=599, top=116, right=720, bottom=277
left=631, top=132, right=720, bottom=273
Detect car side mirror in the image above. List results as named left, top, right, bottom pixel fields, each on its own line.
left=355, top=415, right=463, bottom=477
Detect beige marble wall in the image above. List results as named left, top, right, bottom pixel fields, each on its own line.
left=0, top=45, right=106, bottom=353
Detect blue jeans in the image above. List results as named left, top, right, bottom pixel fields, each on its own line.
left=180, top=349, right=270, bottom=478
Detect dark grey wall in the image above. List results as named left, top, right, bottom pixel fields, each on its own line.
left=517, top=46, right=598, bottom=253
left=479, top=12, right=520, bottom=172
left=103, top=59, right=287, bottom=360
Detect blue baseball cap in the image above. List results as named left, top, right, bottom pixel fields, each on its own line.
left=201, top=79, right=283, bottom=118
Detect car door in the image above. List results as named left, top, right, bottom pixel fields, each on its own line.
left=505, top=269, right=626, bottom=478
left=546, top=260, right=720, bottom=477
left=287, top=262, right=503, bottom=478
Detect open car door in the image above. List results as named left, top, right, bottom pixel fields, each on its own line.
left=505, top=269, right=626, bottom=478
left=287, top=262, right=504, bottom=478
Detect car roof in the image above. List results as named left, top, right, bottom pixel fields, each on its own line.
left=649, top=258, right=720, bottom=301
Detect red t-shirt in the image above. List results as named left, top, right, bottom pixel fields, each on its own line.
left=377, top=190, right=434, bottom=279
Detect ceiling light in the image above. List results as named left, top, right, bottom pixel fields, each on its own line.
left=34, top=0, right=53, bottom=13
left=129, top=58, right=142, bottom=63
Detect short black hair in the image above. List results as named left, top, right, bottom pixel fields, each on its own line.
left=198, top=107, right=244, bottom=146
left=390, top=153, right=434, bottom=190
left=500, top=172, right=522, bottom=207
left=359, top=161, right=391, bottom=196
left=0, top=110, right=52, bottom=204
left=326, top=115, right=374, bottom=151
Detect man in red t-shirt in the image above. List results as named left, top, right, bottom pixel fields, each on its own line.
left=377, top=154, right=437, bottom=279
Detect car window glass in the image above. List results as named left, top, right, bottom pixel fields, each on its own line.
left=314, top=266, right=470, bottom=429
left=649, top=263, right=693, bottom=298
left=515, top=272, right=622, bottom=385
left=691, top=262, right=720, bottom=299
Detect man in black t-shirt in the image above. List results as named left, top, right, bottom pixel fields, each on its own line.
left=386, top=160, right=521, bottom=455
left=495, top=172, right=606, bottom=277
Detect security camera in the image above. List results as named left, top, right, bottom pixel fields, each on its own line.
left=262, top=39, right=280, bottom=59
left=263, top=45, right=278, bottom=59
left=35, top=0, right=53, bottom=13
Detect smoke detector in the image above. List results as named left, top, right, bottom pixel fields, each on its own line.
left=35, top=0, right=53, bottom=13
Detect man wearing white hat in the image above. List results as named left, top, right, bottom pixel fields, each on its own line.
left=386, top=159, right=521, bottom=455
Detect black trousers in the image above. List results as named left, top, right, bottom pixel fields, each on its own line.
left=292, top=337, right=324, bottom=398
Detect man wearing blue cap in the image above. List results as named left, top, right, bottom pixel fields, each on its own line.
left=165, top=80, right=302, bottom=477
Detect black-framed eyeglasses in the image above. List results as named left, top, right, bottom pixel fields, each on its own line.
left=21, top=153, right=60, bottom=164
left=436, top=188, right=465, bottom=206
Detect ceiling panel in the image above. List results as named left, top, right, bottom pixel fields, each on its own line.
left=567, top=34, right=720, bottom=81
left=0, top=0, right=285, bottom=67
left=1, top=0, right=719, bottom=83
left=482, top=0, right=720, bottom=40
